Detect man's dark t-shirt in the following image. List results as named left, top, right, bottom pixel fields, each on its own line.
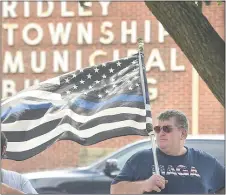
left=111, top=147, right=225, bottom=194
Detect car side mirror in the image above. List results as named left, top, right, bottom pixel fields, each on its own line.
left=103, top=159, right=120, bottom=178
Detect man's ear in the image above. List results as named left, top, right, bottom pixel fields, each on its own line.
left=181, top=129, right=188, bottom=140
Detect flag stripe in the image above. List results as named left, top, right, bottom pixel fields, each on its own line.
left=6, top=121, right=147, bottom=152
left=70, top=95, right=144, bottom=110
left=1, top=94, right=145, bottom=121
left=4, top=113, right=147, bottom=142
left=2, top=107, right=146, bottom=132
left=2, top=108, right=49, bottom=123
left=6, top=128, right=148, bottom=161
left=2, top=90, right=62, bottom=105
left=2, top=101, right=146, bottom=123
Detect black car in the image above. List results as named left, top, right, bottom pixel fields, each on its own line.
left=24, top=135, right=225, bottom=194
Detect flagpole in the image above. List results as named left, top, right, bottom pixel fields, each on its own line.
left=137, top=38, right=160, bottom=175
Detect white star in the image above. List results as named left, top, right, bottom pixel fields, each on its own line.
left=88, top=85, right=93, bottom=89
left=129, top=86, right=133, bottom=90
left=98, top=94, right=103, bottom=98
left=65, top=78, right=70, bottom=83
left=135, top=83, right=140, bottom=87
left=132, top=60, right=137, bottom=65
left=111, top=78, right=115, bottom=82
left=84, top=91, right=88, bottom=95
left=109, top=68, right=114, bottom=73
left=80, top=80, right=85, bottom=84
left=113, top=84, right=117, bottom=88
left=102, top=74, right=107, bottom=79
left=95, top=80, right=100, bottom=84
left=73, top=85, right=78, bottom=89
left=87, top=73, right=92, bottom=79
left=80, top=69, right=84, bottom=72
left=116, top=61, right=121, bottom=67
left=94, top=67, right=99, bottom=73
left=105, top=90, right=109, bottom=94
left=66, top=90, right=71, bottom=94
left=72, top=74, right=76, bottom=78
left=102, top=63, right=106, bottom=67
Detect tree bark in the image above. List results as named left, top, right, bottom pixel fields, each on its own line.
left=145, top=1, right=225, bottom=107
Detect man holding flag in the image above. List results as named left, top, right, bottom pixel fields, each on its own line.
left=2, top=40, right=224, bottom=194
left=110, top=109, right=225, bottom=194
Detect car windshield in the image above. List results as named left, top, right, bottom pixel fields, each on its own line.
left=76, top=138, right=225, bottom=169
left=76, top=148, right=118, bottom=167
left=76, top=139, right=149, bottom=168
left=85, top=139, right=151, bottom=169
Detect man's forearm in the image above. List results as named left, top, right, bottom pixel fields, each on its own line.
left=110, top=181, right=145, bottom=194
left=1, top=183, right=25, bottom=194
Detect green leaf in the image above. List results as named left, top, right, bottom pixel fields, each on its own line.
left=217, top=1, right=222, bottom=5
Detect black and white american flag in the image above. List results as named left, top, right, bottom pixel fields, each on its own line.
left=1, top=52, right=152, bottom=161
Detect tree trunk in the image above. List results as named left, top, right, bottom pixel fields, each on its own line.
left=145, top=1, right=225, bottom=107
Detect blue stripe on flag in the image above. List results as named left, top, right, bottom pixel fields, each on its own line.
left=1, top=94, right=144, bottom=120
left=72, top=94, right=144, bottom=109
left=1, top=103, right=52, bottom=120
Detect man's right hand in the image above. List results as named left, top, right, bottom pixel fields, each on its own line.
left=110, top=175, right=168, bottom=194
left=142, top=174, right=167, bottom=193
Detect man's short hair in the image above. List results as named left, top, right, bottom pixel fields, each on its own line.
left=1, top=131, right=7, bottom=156
left=157, top=109, right=189, bottom=131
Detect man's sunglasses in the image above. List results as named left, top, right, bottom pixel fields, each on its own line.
left=154, top=125, right=173, bottom=133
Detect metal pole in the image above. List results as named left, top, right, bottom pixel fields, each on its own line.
left=137, top=38, right=160, bottom=175
left=149, top=132, right=160, bottom=175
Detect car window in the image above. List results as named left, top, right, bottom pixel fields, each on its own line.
left=95, top=139, right=224, bottom=171
left=115, top=139, right=224, bottom=170
left=116, top=142, right=151, bottom=169
left=185, top=139, right=224, bottom=165
left=95, top=141, right=150, bottom=171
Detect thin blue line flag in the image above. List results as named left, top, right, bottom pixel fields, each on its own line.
left=1, top=52, right=152, bottom=161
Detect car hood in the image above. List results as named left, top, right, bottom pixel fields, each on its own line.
left=23, top=166, right=92, bottom=180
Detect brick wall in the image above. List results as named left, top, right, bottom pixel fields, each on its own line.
left=198, top=3, right=225, bottom=134
left=1, top=2, right=224, bottom=173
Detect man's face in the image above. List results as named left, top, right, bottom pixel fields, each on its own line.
left=155, top=117, right=185, bottom=153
